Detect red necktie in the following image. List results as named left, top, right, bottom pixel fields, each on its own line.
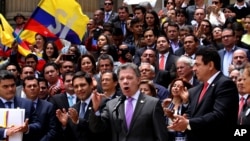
left=238, top=97, right=245, bottom=117
left=159, top=54, right=165, bottom=70
left=198, top=82, right=209, bottom=103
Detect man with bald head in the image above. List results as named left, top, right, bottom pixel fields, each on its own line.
left=229, top=49, right=249, bottom=73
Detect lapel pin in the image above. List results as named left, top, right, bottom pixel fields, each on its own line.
left=140, top=100, right=144, bottom=103
left=211, top=84, right=215, bottom=87
left=88, top=107, right=92, bottom=110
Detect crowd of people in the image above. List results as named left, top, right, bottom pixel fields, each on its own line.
left=0, top=0, right=250, bottom=141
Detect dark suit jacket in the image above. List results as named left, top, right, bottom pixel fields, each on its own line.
left=238, top=95, right=250, bottom=125
left=48, top=93, right=79, bottom=141
left=49, top=93, right=80, bottom=110
left=0, top=96, right=41, bottom=141
left=89, top=93, right=168, bottom=141
left=31, top=99, right=57, bottom=141
left=154, top=53, right=178, bottom=88
left=67, top=101, right=101, bottom=141
left=185, top=72, right=238, bottom=141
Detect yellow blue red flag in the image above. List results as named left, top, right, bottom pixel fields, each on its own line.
left=20, top=0, right=89, bottom=49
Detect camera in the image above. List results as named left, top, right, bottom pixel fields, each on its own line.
left=62, top=54, right=76, bottom=61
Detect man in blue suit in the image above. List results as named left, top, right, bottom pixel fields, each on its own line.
left=22, top=76, right=57, bottom=141
left=0, top=70, right=41, bottom=141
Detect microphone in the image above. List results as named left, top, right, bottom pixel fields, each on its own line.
left=113, top=95, right=126, bottom=111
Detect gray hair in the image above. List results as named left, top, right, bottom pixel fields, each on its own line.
left=176, top=55, right=194, bottom=67
left=139, top=62, right=155, bottom=73
left=117, top=63, right=141, bottom=78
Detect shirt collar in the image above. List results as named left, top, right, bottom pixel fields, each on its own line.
left=127, top=90, right=140, bottom=101
left=0, top=97, right=14, bottom=103
left=234, top=3, right=247, bottom=8
left=81, top=94, right=92, bottom=105
left=207, top=71, right=220, bottom=86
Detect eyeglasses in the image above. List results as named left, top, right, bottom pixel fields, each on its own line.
left=212, top=1, right=219, bottom=4
left=104, top=3, right=112, bottom=5
left=222, top=35, right=234, bottom=39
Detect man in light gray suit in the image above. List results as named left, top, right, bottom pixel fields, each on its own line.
left=89, top=63, right=168, bottom=141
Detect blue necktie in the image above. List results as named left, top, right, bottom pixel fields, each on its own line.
left=79, top=102, right=86, bottom=118
left=68, top=96, right=74, bottom=107
left=5, top=101, right=12, bottom=108
left=121, top=22, right=126, bottom=36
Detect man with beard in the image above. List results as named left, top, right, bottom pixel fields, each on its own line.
left=229, top=49, right=249, bottom=73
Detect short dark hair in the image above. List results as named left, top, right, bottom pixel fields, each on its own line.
left=101, top=71, right=118, bottom=82
left=195, top=47, right=221, bottom=71
left=62, top=72, right=75, bottom=82
left=133, top=5, right=146, bottom=14
left=118, top=6, right=129, bottom=13
left=21, top=65, right=35, bottom=74
left=72, top=71, right=93, bottom=85
left=0, top=70, right=15, bottom=82
left=37, top=77, right=48, bottom=87
left=42, top=62, right=59, bottom=74
left=25, top=53, right=38, bottom=63
left=23, top=75, right=38, bottom=88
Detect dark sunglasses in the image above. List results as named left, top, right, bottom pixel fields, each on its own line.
left=104, top=3, right=112, bottom=5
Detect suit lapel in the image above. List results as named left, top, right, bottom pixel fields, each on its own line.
left=0, top=99, right=4, bottom=108
left=117, top=99, right=126, bottom=131
left=128, top=93, right=145, bottom=131
left=14, top=97, right=21, bottom=108
left=194, top=73, right=222, bottom=112
left=84, top=101, right=92, bottom=119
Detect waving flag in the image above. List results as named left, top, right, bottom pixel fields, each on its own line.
left=19, top=0, right=89, bottom=50
left=0, top=13, right=15, bottom=48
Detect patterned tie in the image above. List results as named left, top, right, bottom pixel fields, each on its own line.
left=126, top=97, right=133, bottom=129
left=105, top=12, right=109, bottom=22
left=5, top=101, right=12, bottom=108
left=159, top=54, right=165, bottom=70
left=79, top=102, right=86, bottom=118
left=198, top=82, right=209, bottom=103
left=238, top=97, right=245, bottom=117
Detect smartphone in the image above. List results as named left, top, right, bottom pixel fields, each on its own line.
left=62, top=54, right=76, bottom=61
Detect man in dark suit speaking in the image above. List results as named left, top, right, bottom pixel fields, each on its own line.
left=90, top=63, right=168, bottom=141
left=0, top=70, right=41, bottom=141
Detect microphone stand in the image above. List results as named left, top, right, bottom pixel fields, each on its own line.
left=112, top=108, right=120, bottom=141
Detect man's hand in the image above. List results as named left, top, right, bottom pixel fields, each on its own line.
left=68, top=108, right=79, bottom=124
left=56, top=108, right=68, bottom=127
left=167, top=115, right=189, bottom=131
left=92, top=90, right=105, bottom=112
